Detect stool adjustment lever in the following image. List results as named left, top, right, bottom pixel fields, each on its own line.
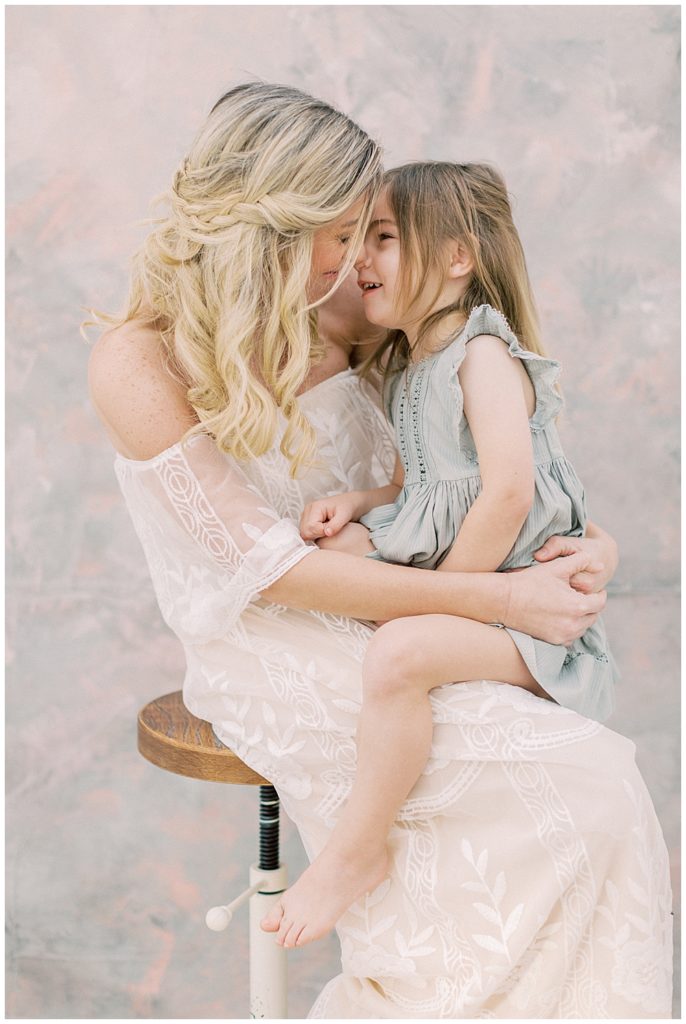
left=205, top=784, right=285, bottom=930
left=206, top=874, right=275, bottom=931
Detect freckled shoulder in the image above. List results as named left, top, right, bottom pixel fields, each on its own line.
left=87, top=320, right=198, bottom=460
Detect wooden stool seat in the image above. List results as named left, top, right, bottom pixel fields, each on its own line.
left=137, top=690, right=269, bottom=785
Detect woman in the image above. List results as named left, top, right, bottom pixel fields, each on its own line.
left=88, top=83, right=672, bottom=1017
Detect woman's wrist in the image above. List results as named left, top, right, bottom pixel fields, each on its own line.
left=495, top=571, right=512, bottom=627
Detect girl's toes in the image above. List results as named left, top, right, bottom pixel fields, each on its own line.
left=260, top=901, right=284, bottom=932
left=275, top=917, right=292, bottom=946
left=283, top=921, right=304, bottom=949
left=295, top=924, right=315, bottom=947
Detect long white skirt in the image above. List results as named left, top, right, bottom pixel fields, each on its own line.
left=187, top=603, right=673, bottom=1019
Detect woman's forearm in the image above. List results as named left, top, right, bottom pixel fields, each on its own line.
left=261, top=548, right=508, bottom=623
left=261, top=545, right=608, bottom=647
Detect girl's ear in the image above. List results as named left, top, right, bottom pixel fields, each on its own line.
left=447, top=240, right=474, bottom=280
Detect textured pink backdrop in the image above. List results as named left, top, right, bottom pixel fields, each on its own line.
left=6, top=5, right=679, bottom=1018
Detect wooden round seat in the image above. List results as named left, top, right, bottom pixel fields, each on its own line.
left=138, top=690, right=269, bottom=785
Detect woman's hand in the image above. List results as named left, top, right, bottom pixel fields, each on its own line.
left=533, top=523, right=618, bottom=594
left=503, top=551, right=607, bottom=646
left=300, top=491, right=364, bottom=541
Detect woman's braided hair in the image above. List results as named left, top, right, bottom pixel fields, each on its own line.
left=96, top=83, right=383, bottom=475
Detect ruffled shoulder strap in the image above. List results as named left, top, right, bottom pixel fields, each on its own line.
left=445, top=303, right=563, bottom=431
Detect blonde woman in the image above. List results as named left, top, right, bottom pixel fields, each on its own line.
left=88, top=84, right=672, bottom=1018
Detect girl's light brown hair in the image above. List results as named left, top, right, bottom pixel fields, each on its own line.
left=367, top=162, right=546, bottom=382
left=86, top=82, right=383, bottom=476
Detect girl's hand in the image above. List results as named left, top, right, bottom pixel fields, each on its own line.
left=533, top=535, right=613, bottom=594
left=300, top=491, right=363, bottom=541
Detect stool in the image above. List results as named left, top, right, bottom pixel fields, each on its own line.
left=137, top=690, right=288, bottom=1019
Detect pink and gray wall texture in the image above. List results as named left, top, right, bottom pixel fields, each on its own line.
left=6, top=5, right=679, bottom=1018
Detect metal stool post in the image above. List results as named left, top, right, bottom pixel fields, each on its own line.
left=248, top=785, right=288, bottom=1018
left=138, top=693, right=289, bottom=1019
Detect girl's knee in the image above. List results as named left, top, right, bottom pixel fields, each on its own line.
left=364, top=619, right=425, bottom=696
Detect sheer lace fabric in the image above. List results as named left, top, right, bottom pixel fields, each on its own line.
left=114, top=370, right=672, bottom=1018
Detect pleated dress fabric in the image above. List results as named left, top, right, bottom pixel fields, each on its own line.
left=360, top=304, right=618, bottom=723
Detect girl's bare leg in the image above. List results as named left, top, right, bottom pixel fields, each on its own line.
left=261, top=608, right=550, bottom=948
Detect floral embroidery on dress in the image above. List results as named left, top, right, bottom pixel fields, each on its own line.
left=114, top=372, right=672, bottom=1019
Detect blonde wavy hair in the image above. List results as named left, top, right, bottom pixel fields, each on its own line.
left=366, top=162, right=548, bottom=385
left=89, top=82, right=383, bottom=475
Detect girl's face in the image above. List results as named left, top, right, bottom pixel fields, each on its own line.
left=355, top=189, right=471, bottom=345
left=354, top=191, right=405, bottom=330
left=308, top=196, right=367, bottom=301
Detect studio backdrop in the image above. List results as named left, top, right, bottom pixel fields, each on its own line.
left=6, top=5, right=679, bottom=1018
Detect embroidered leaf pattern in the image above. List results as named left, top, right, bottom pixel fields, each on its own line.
left=503, top=904, right=524, bottom=941
left=493, top=871, right=506, bottom=907
left=474, top=902, right=501, bottom=925
left=241, top=521, right=263, bottom=542
left=625, top=912, right=652, bottom=935
left=261, top=701, right=276, bottom=726
left=474, top=934, right=508, bottom=955
left=461, top=880, right=487, bottom=893
left=460, top=843, right=524, bottom=963
left=628, top=879, right=649, bottom=905
left=365, top=878, right=391, bottom=908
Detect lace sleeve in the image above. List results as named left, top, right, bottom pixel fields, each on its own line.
left=114, top=433, right=316, bottom=645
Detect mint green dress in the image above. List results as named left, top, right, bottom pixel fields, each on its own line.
left=360, top=304, right=618, bottom=722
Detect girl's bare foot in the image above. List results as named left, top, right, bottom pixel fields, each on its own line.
left=260, top=842, right=390, bottom=948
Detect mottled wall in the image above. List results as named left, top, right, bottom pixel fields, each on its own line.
left=6, top=5, right=679, bottom=1018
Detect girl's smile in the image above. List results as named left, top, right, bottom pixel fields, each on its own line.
left=355, top=189, right=467, bottom=352
left=354, top=192, right=400, bottom=324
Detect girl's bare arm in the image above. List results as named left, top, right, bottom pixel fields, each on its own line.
left=439, top=335, right=535, bottom=573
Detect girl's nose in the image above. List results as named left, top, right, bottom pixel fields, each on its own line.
left=354, top=245, right=371, bottom=271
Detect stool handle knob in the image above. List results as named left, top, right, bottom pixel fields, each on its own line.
left=206, top=905, right=233, bottom=931
left=206, top=875, right=272, bottom=932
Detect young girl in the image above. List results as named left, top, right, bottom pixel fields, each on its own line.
left=261, top=161, right=619, bottom=950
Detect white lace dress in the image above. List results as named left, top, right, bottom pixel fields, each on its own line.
left=114, top=368, right=672, bottom=1018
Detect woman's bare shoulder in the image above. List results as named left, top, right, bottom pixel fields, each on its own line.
left=88, top=319, right=198, bottom=460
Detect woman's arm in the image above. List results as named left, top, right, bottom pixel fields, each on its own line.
left=438, top=335, right=534, bottom=573
left=263, top=546, right=604, bottom=646
left=89, top=323, right=605, bottom=646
